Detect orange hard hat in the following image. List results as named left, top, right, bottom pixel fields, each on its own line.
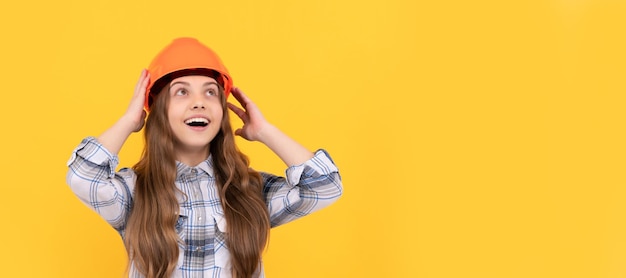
left=145, top=37, right=233, bottom=111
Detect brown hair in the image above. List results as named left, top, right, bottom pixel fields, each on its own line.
left=125, top=80, right=271, bottom=278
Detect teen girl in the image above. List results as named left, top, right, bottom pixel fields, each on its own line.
left=66, top=37, right=342, bottom=278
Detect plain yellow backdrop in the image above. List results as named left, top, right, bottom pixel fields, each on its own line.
left=1, top=0, right=625, bottom=277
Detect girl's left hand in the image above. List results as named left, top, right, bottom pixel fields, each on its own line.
left=228, top=87, right=270, bottom=142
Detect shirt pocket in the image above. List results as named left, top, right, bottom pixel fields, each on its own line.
left=213, top=212, right=231, bottom=270
left=176, top=208, right=190, bottom=268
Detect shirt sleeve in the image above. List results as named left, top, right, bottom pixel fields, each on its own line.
left=66, top=136, right=135, bottom=232
left=262, top=149, right=343, bottom=228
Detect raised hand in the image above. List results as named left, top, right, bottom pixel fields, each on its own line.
left=227, top=87, right=314, bottom=166
left=125, top=69, right=150, bottom=133
left=97, top=69, right=150, bottom=155
left=227, top=87, right=270, bottom=142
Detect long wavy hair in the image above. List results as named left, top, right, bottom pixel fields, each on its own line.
left=125, top=74, right=271, bottom=278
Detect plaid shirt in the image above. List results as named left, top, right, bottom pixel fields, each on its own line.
left=66, top=137, right=342, bottom=278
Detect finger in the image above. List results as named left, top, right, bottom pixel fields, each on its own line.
left=230, top=87, right=244, bottom=106
left=134, top=70, right=144, bottom=94
left=142, top=71, right=150, bottom=88
left=227, top=103, right=248, bottom=121
left=231, top=87, right=252, bottom=108
left=140, top=72, right=150, bottom=96
left=137, top=81, right=148, bottom=99
left=233, top=128, right=243, bottom=137
left=135, top=70, right=149, bottom=96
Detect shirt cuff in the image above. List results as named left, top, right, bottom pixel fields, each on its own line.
left=285, top=149, right=339, bottom=186
left=66, top=136, right=120, bottom=178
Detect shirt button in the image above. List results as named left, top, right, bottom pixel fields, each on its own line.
left=191, top=169, right=197, bottom=174
left=195, top=246, right=201, bottom=251
left=198, top=217, right=202, bottom=221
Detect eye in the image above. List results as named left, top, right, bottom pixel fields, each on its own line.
left=206, top=88, right=218, bottom=96
left=174, top=88, right=187, bottom=96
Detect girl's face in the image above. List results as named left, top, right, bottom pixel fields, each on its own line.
left=167, top=75, right=224, bottom=154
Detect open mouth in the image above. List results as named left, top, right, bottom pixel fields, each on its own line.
left=185, top=117, right=209, bottom=127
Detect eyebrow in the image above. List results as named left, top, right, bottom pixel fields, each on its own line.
left=170, top=81, right=219, bottom=87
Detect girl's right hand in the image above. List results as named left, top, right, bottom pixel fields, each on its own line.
left=124, top=69, right=150, bottom=133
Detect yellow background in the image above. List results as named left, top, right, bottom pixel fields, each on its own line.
left=1, top=0, right=625, bottom=277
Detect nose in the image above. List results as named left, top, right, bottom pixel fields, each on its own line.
left=191, top=95, right=205, bottom=110
left=192, top=103, right=205, bottom=110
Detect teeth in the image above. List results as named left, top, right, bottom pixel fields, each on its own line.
left=185, top=118, right=209, bottom=124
